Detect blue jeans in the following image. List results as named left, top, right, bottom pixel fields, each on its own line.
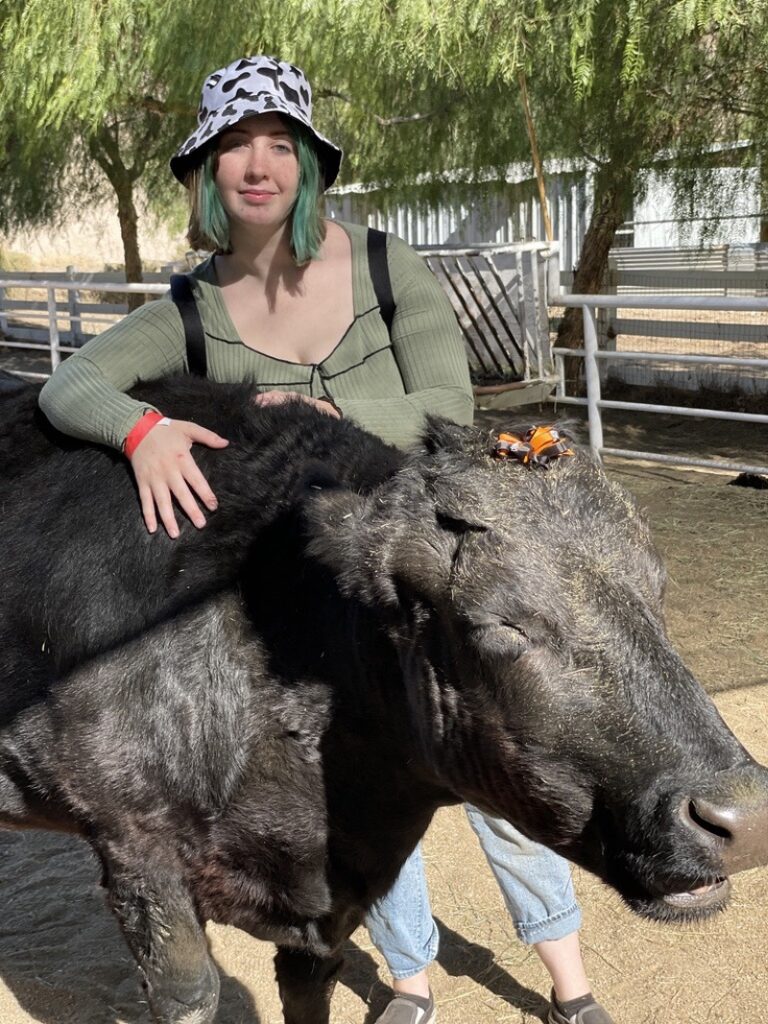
left=365, top=805, right=581, bottom=980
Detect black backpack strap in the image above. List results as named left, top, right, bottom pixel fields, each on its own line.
left=367, top=228, right=396, bottom=337
left=170, top=273, right=207, bottom=377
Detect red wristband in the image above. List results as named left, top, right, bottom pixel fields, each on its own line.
left=124, top=411, right=166, bottom=460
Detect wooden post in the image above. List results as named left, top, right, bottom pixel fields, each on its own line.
left=760, top=149, right=768, bottom=244
left=518, top=72, right=554, bottom=244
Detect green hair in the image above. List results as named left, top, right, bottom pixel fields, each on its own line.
left=290, top=126, right=324, bottom=264
left=193, top=118, right=324, bottom=263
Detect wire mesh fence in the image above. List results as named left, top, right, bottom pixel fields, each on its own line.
left=553, top=243, right=768, bottom=400
left=553, top=295, right=768, bottom=477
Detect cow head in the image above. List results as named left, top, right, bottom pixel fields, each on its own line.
left=306, top=419, right=768, bottom=923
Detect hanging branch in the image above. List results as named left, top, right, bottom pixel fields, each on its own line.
left=518, top=71, right=554, bottom=243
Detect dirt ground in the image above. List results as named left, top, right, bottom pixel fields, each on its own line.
left=0, top=405, right=766, bottom=1024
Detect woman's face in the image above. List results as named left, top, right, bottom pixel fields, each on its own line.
left=214, top=113, right=300, bottom=236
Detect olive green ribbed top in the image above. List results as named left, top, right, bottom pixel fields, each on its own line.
left=38, top=222, right=474, bottom=450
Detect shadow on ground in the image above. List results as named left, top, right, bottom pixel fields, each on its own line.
left=0, top=830, right=261, bottom=1024
left=341, top=918, right=549, bottom=1024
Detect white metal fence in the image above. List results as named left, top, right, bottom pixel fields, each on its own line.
left=0, top=268, right=177, bottom=349
left=0, top=279, right=167, bottom=376
left=0, top=242, right=560, bottom=386
left=2, top=272, right=767, bottom=477
left=555, top=243, right=768, bottom=395
left=553, top=294, right=768, bottom=476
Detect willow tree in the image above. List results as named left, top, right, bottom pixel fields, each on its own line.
left=0, top=0, right=537, bottom=293
left=0, top=1, right=410, bottom=272
left=1, top=1, right=173, bottom=292
left=0, top=0, right=344, bottom=291
left=555, top=0, right=768, bottom=351
left=660, top=2, right=768, bottom=243
left=364, top=0, right=768, bottom=356
left=2, top=0, right=765, bottom=316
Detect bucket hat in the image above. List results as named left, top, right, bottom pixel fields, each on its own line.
left=170, top=55, right=342, bottom=189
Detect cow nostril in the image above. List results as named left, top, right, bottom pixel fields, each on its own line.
left=677, top=770, right=768, bottom=876
left=687, top=799, right=732, bottom=842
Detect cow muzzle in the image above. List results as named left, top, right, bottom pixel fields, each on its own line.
left=653, top=764, right=768, bottom=916
left=679, top=765, right=768, bottom=877
left=613, top=763, right=768, bottom=922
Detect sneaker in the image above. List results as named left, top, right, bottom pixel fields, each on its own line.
left=373, top=991, right=436, bottom=1024
left=547, top=990, right=616, bottom=1024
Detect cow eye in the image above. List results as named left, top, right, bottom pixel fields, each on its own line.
left=475, top=620, right=530, bottom=661
left=498, top=621, right=529, bottom=650
left=436, top=511, right=489, bottom=535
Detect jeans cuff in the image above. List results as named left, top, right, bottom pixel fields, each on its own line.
left=514, top=901, right=582, bottom=945
left=386, top=925, right=440, bottom=980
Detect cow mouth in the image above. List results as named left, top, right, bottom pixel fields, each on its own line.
left=661, top=876, right=729, bottom=911
left=630, top=876, right=731, bottom=922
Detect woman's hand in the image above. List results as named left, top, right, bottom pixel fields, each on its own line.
left=253, top=390, right=342, bottom=418
left=130, top=419, right=230, bottom=538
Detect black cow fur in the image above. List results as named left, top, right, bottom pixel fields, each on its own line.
left=1, top=373, right=767, bottom=1024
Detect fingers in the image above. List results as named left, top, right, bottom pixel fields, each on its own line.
left=138, top=482, right=159, bottom=535
left=153, top=481, right=183, bottom=540
left=314, top=398, right=342, bottom=419
left=138, top=477, right=180, bottom=539
left=185, top=422, right=230, bottom=449
left=130, top=420, right=223, bottom=538
left=183, top=459, right=218, bottom=513
left=254, top=391, right=342, bottom=418
left=138, top=466, right=209, bottom=539
left=167, top=471, right=208, bottom=533
left=253, top=391, right=289, bottom=408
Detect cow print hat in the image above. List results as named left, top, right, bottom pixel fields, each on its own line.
left=170, top=55, right=342, bottom=189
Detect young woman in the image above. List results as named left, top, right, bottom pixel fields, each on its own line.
left=39, top=55, right=614, bottom=1024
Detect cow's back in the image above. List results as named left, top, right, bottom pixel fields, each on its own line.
left=0, top=375, right=403, bottom=720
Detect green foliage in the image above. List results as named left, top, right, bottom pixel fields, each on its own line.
left=1, top=0, right=767, bottom=273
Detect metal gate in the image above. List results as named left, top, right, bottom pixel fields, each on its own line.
left=416, top=241, right=560, bottom=405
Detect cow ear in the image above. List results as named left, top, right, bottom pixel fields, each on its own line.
left=303, top=489, right=395, bottom=603
left=418, top=423, right=497, bottom=532
left=422, top=415, right=472, bottom=455
left=304, top=482, right=458, bottom=610
left=429, top=475, right=494, bottom=534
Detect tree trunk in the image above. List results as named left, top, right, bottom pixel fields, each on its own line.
left=556, top=163, right=633, bottom=391
left=89, top=128, right=145, bottom=310
left=759, top=150, right=768, bottom=244
left=114, top=179, right=145, bottom=311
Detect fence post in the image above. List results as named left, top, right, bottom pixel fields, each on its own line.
left=546, top=246, right=561, bottom=301
left=582, top=303, right=604, bottom=458
left=47, top=286, right=61, bottom=371
left=595, top=259, right=619, bottom=389
left=555, top=353, right=567, bottom=399
left=66, top=265, right=82, bottom=345
left=0, top=284, right=7, bottom=337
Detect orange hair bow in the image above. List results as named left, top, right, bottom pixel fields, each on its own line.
left=492, top=425, right=574, bottom=468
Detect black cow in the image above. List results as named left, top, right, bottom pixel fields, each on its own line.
left=1, top=374, right=767, bottom=1024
